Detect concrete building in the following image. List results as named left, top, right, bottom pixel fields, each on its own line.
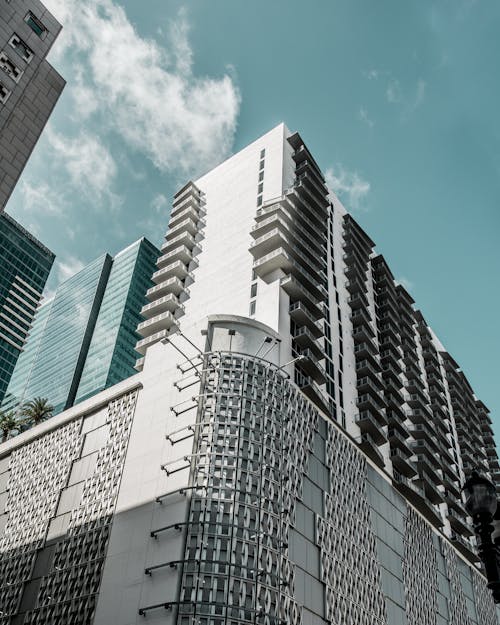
left=0, top=124, right=498, bottom=624
left=0, top=0, right=65, bottom=211
left=1, top=238, right=159, bottom=415
left=0, top=211, right=54, bottom=403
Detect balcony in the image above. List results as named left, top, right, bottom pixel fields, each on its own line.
left=357, top=393, right=386, bottom=415
left=357, top=376, right=384, bottom=398
left=165, top=217, right=199, bottom=240
left=358, top=432, right=385, bottom=468
left=447, top=508, right=473, bottom=537
left=381, top=363, right=403, bottom=387
left=355, top=412, right=387, bottom=444
left=414, top=470, right=445, bottom=505
left=353, top=341, right=379, bottom=363
left=353, top=324, right=376, bottom=344
left=355, top=359, right=381, bottom=381
left=393, top=471, right=425, bottom=499
left=350, top=307, right=373, bottom=329
left=152, top=260, right=189, bottom=283
left=294, top=171, right=329, bottom=210
left=449, top=534, right=478, bottom=562
left=168, top=204, right=201, bottom=230
left=161, top=230, right=197, bottom=254
left=390, top=447, right=418, bottom=477
left=296, top=374, right=329, bottom=413
left=345, top=278, right=367, bottom=296
left=146, top=276, right=184, bottom=299
left=292, top=326, right=323, bottom=359
left=281, top=276, right=323, bottom=319
left=157, top=245, right=193, bottom=269
left=289, top=302, right=323, bottom=337
left=136, top=327, right=176, bottom=356
left=137, top=310, right=177, bottom=339
left=348, top=291, right=369, bottom=310
left=344, top=261, right=367, bottom=283
left=295, top=349, right=326, bottom=384
left=141, top=294, right=182, bottom=319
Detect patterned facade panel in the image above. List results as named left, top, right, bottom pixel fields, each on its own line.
left=472, top=568, right=499, bottom=625
left=24, top=390, right=137, bottom=625
left=402, top=506, right=438, bottom=625
left=441, top=539, right=471, bottom=625
left=175, top=352, right=317, bottom=625
left=0, top=419, right=83, bottom=620
left=316, top=423, right=387, bottom=625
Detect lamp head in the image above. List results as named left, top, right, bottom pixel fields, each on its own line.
left=463, top=470, right=498, bottom=521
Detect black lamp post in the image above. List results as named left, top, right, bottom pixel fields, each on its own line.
left=462, top=470, right=500, bottom=602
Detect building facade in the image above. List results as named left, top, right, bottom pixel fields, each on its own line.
left=1, top=238, right=159, bottom=415
left=0, top=0, right=65, bottom=211
left=0, top=211, right=54, bottom=403
left=0, top=125, right=498, bottom=624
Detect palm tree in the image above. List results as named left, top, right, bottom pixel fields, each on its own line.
left=0, top=410, right=18, bottom=443
left=21, top=397, right=54, bottom=428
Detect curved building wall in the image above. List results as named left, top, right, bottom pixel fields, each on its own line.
left=0, top=317, right=498, bottom=624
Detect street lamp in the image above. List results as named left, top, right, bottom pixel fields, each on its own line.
left=462, top=471, right=500, bottom=602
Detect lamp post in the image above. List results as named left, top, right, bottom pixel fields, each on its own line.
left=462, top=470, right=500, bottom=602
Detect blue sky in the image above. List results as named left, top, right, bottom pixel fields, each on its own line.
left=6, top=0, right=500, bottom=438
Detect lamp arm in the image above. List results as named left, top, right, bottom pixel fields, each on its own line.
left=475, top=516, right=500, bottom=603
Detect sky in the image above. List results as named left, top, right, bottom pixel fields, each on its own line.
left=6, top=0, right=500, bottom=438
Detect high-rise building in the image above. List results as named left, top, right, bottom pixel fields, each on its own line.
left=0, top=124, right=498, bottom=625
left=0, top=0, right=65, bottom=211
left=1, top=238, right=159, bottom=415
left=0, top=211, right=54, bottom=403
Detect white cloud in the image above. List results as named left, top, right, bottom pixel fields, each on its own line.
left=20, top=180, right=63, bottom=216
left=45, top=126, right=118, bottom=201
left=364, top=69, right=380, bottom=80
left=396, top=276, right=414, bottom=291
left=44, top=0, right=240, bottom=177
left=414, top=79, right=426, bottom=109
left=358, top=107, right=374, bottom=128
left=325, top=165, right=371, bottom=211
left=57, top=255, right=85, bottom=283
left=386, top=79, right=401, bottom=103
left=151, top=194, right=169, bottom=214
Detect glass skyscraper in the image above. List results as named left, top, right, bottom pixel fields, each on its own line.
left=0, top=212, right=54, bottom=403
left=75, top=238, right=160, bottom=403
left=2, top=238, right=159, bottom=414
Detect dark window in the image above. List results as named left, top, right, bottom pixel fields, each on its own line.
left=24, top=12, right=47, bottom=38
left=250, top=283, right=257, bottom=298
left=260, top=148, right=265, bottom=158
left=0, top=80, right=11, bottom=104
left=257, top=183, right=263, bottom=194
left=249, top=301, right=256, bottom=316
left=8, top=34, right=33, bottom=63
left=258, top=171, right=264, bottom=182
left=257, top=195, right=263, bottom=207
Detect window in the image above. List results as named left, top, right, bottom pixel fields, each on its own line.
left=0, top=80, right=11, bottom=104
left=0, top=53, right=23, bottom=82
left=257, top=183, right=263, bottom=194
left=259, top=159, right=265, bottom=171
left=260, top=148, right=265, bottom=158
left=258, top=171, right=264, bottom=182
left=8, top=35, right=34, bottom=63
left=24, top=12, right=47, bottom=39
left=249, top=301, right=256, bottom=316
left=257, top=195, right=263, bottom=207
left=250, top=283, right=257, bottom=298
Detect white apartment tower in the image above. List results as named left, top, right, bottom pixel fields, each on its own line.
left=0, top=124, right=498, bottom=625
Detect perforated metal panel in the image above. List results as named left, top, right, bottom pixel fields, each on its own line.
left=316, top=423, right=387, bottom=625
left=402, top=507, right=438, bottom=625
left=24, top=390, right=137, bottom=624
left=0, top=419, right=82, bottom=619
left=472, top=568, right=498, bottom=625
left=176, top=352, right=318, bottom=625
left=441, top=540, right=471, bottom=625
